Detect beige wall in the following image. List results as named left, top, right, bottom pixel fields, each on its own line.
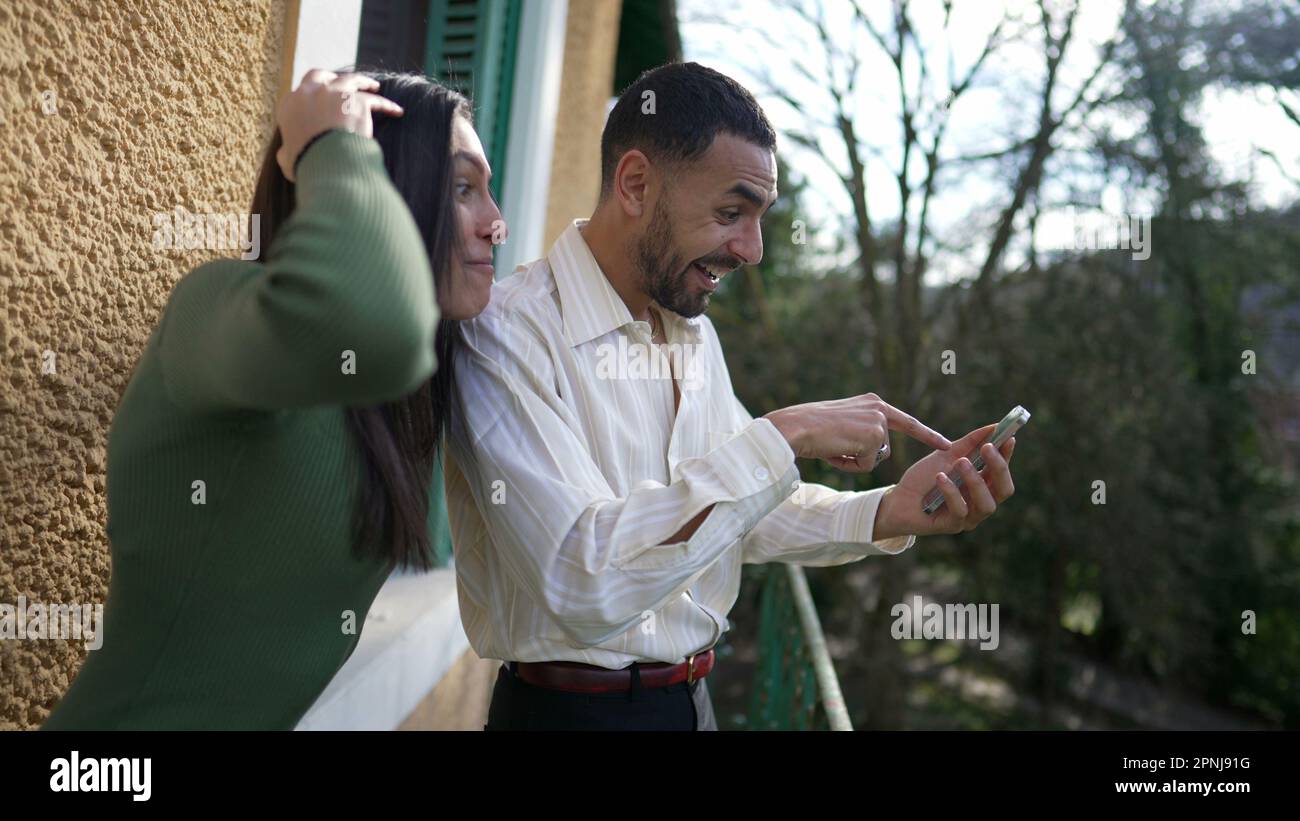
left=0, top=0, right=627, bottom=731
left=543, top=0, right=623, bottom=249
left=0, top=0, right=290, bottom=729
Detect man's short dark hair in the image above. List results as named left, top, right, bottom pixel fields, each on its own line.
left=599, top=62, right=776, bottom=197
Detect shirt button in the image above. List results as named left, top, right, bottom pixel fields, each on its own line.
left=753, top=466, right=769, bottom=481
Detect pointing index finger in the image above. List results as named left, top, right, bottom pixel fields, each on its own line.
left=880, top=404, right=953, bottom=450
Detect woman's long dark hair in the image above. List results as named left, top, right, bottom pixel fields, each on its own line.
left=249, top=71, right=472, bottom=571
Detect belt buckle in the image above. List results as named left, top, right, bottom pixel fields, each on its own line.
left=686, top=653, right=697, bottom=685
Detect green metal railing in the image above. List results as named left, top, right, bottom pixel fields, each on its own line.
left=748, top=564, right=853, bottom=730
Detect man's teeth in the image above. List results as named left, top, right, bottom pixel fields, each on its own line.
left=696, top=263, right=720, bottom=282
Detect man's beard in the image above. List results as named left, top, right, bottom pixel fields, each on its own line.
left=634, top=198, right=718, bottom=319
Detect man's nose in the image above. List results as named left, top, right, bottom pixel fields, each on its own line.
left=727, top=219, right=764, bottom=268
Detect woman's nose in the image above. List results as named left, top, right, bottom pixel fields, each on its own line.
left=483, top=205, right=506, bottom=244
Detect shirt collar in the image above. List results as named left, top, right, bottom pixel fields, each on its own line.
left=548, top=219, right=704, bottom=348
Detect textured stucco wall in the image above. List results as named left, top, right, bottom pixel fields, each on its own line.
left=543, top=0, right=623, bottom=249
left=0, top=0, right=288, bottom=729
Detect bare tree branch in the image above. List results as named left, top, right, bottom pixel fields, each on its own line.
left=975, top=0, right=1090, bottom=296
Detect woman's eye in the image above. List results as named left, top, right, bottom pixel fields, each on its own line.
left=456, top=182, right=473, bottom=198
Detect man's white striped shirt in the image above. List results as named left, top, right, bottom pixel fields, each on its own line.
left=445, top=220, right=915, bottom=669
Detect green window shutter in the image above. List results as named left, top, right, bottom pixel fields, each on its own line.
left=425, top=0, right=521, bottom=201
left=614, top=0, right=683, bottom=91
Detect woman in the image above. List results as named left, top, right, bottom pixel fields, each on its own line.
left=42, top=69, right=503, bottom=729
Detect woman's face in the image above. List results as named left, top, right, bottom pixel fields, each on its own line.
left=441, top=115, right=504, bottom=320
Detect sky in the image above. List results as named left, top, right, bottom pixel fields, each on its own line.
left=677, top=0, right=1300, bottom=283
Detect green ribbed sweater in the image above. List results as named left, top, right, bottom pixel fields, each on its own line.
left=42, top=131, right=440, bottom=730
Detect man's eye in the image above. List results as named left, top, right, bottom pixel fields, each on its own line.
left=720, top=210, right=741, bottom=222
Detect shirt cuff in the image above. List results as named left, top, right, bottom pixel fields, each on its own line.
left=830, top=485, right=917, bottom=555
left=707, top=418, right=798, bottom=501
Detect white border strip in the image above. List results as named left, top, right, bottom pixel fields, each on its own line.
left=290, top=0, right=364, bottom=85
left=496, top=0, right=570, bottom=276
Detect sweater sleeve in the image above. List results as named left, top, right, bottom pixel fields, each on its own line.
left=157, top=130, right=439, bottom=412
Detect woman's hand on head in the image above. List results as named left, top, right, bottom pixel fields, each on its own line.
left=275, top=69, right=405, bottom=182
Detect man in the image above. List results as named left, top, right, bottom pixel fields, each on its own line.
left=445, top=62, right=1017, bottom=730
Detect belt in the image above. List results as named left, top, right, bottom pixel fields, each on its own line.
left=510, top=649, right=715, bottom=694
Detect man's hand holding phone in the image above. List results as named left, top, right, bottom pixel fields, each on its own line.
left=873, top=421, right=1019, bottom=539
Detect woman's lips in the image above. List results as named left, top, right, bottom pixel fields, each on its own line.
left=466, top=260, right=495, bottom=277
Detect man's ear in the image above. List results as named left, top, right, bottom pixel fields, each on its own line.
left=614, top=149, right=652, bottom=218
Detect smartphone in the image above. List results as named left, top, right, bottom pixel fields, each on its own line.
left=922, top=405, right=1030, bottom=515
